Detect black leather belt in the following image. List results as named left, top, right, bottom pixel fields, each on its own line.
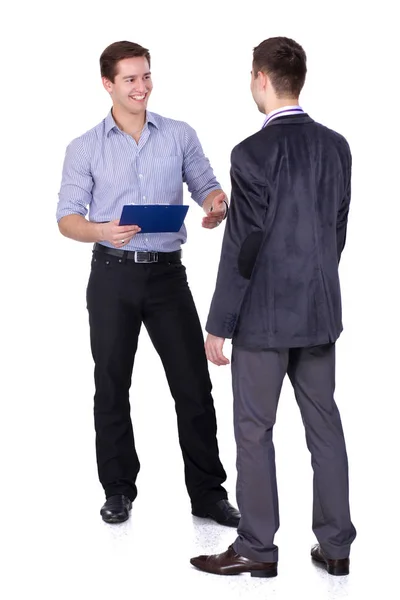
left=93, top=242, right=182, bottom=263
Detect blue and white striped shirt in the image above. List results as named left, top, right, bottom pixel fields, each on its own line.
left=56, top=110, right=221, bottom=252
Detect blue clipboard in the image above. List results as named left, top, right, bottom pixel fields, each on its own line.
left=119, top=204, right=189, bottom=233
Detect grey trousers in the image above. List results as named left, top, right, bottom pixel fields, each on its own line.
left=232, top=344, right=356, bottom=563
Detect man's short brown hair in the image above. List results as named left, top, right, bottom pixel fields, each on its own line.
left=253, top=37, right=307, bottom=97
left=100, top=41, right=151, bottom=82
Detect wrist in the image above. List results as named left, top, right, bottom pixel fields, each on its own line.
left=95, top=222, right=105, bottom=242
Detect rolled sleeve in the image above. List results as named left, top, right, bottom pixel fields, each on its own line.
left=182, top=125, right=221, bottom=206
left=56, top=137, right=93, bottom=222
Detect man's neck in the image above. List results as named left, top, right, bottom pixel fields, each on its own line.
left=111, top=106, right=146, bottom=136
left=265, top=98, right=300, bottom=115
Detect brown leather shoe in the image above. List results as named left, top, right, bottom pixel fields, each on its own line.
left=190, top=544, right=277, bottom=577
left=311, top=544, right=349, bottom=576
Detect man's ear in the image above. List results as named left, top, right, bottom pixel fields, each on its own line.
left=259, top=71, right=269, bottom=91
left=102, top=77, right=113, bottom=94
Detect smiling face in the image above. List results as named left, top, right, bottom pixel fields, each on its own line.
left=102, top=56, right=153, bottom=116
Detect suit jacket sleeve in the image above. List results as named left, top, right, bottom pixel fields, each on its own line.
left=336, top=141, right=352, bottom=262
left=205, top=143, right=268, bottom=338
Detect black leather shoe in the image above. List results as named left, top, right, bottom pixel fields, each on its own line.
left=100, top=495, right=132, bottom=524
left=311, top=544, right=350, bottom=576
left=192, top=499, right=241, bottom=528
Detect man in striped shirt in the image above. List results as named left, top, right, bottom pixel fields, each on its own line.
left=56, top=41, right=240, bottom=527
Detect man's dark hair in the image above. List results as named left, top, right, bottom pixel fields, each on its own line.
left=253, top=37, right=307, bottom=97
left=100, top=41, right=151, bottom=82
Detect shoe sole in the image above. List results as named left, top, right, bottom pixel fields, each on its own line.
left=191, top=565, right=277, bottom=577
left=191, top=512, right=239, bottom=528
left=191, top=510, right=214, bottom=518
left=250, top=568, right=277, bottom=578
left=101, top=514, right=130, bottom=524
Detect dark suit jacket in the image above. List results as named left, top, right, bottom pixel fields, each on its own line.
left=206, top=114, right=352, bottom=349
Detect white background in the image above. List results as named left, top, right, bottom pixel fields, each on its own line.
left=1, top=1, right=399, bottom=598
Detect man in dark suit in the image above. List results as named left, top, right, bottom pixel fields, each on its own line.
left=190, top=36, right=356, bottom=578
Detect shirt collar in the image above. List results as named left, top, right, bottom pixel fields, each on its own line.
left=105, top=109, right=159, bottom=136
left=262, top=105, right=304, bottom=128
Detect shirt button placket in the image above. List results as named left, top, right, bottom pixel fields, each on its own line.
left=137, top=165, right=148, bottom=250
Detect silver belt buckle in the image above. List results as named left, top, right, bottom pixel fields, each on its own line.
left=134, top=251, right=158, bottom=263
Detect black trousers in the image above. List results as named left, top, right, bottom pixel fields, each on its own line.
left=86, top=249, right=227, bottom=508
